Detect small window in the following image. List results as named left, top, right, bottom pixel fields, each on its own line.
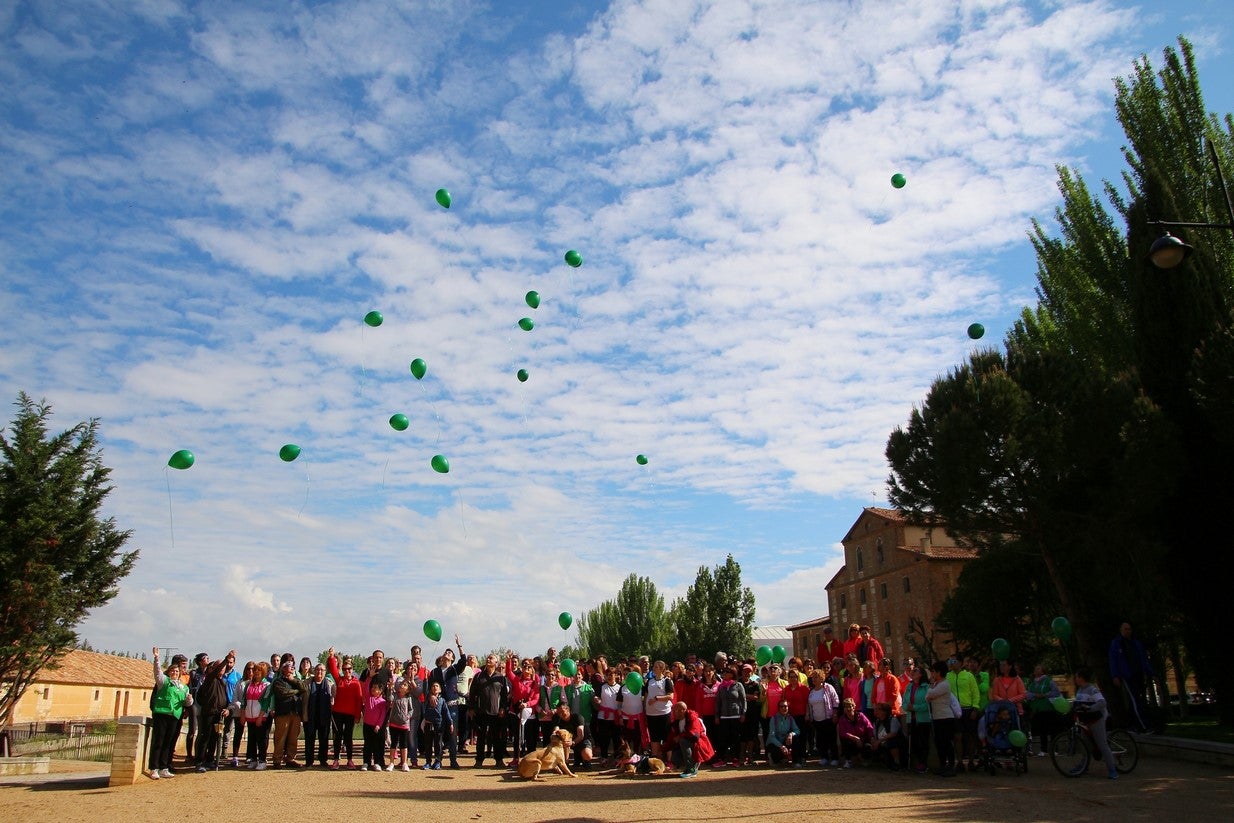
left=856, top=548, right=864, bottom=572
left=876, top=538, right=884, bottom=564
left=903, top=576, right=911, bottom=593
left=884, top=621, right=892, bottom=638
left=93, top=689, right=100, bottom=700
left=42, top=687, right=50, bottom=700
left=880, top=582, right=888, bottom=599
left=840, top=593, right=847, bottom=609
left=859, top=589, right=867, bottom=605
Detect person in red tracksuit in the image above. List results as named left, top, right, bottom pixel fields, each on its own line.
left=326, top=648, right=365, bottom=769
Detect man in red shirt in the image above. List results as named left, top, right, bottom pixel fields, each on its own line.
left=816, top=625, right=845, bottom=669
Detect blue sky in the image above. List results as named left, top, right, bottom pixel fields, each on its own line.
left=3, top=0, right=1233, bottom=664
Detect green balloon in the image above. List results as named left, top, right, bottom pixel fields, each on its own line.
left=516, top=368, right=529, bottom=383
left=1052, top=696, right=1071, bottom=714
left=755, top=645, right=772, bottom=667
left=278, top=444, right=301, bottom=462
left=891, top=173, right=906, bottom=189
left=423, top=619, right=442, bottom=642
left=389, top=413, right=410, bottom=432
left=518, top=317, right=534, bottom=331
left=968, top=322, right=985, bottom=340
left=624, top=671, right=644, bottom=693
left=1051, top=616, right=1073, bottom=643
left=431, top=454, right=450, bottom=474
left=564, top=249, right=582, bottom=268
left=168, top=449, right=195, bottom=470
left=636, top=454, right=648, bottom=465
left=558, top=611, right=573, bottom=630
left=560, top=658, right=577, bottom=677
left=991, top=638, right=1010, bottom=661
left=410, top=358, right=427, bottom=380
left=525, top=290, right=540, bottom=309
left=435, top=188, right=451, bottom=209
left=363, top=310, right=383, bottom=327
left=772, top=645, right=786, bottom=664
left=1008, top=729, right=1027, bottom=748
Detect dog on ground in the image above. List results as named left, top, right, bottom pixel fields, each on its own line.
left=614, top=740, right=666, bottom=775
left=517, top=728, right=578, bottom=780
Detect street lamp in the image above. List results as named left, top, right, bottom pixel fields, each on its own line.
left=1147, top=138, right=1234, bottom=269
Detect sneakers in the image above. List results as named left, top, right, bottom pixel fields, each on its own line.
left=195, top=766, right=208, bottom=773
left=842, top=760, right=853, bottom=769
left=727, top=759, right=739, bottom=767
left=423, top=763, right=432, bottom=770
left=159, top=768, right=174, bottom=778
left=793, top=762, right=804, bottom=769
left=1108, top=770, right=1119, bottom=780
left=433, top=762, right=442, bottom=770
left=359, top=764, right=369, bottom=771
left=680, top=766, right=698, bottom=778
left=255, top=762, right=267, bottom=771
left=386, top=764, right=395, bottom=772
left=230, top=757, right=239, bottom=767
left=149, top=770, right=161, bottom=780
left=830, top=759, right=840, bottom=767
left=400, top=763, right=410, bottom=772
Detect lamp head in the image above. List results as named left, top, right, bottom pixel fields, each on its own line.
left=1148, top=232, right=1193, bottom=269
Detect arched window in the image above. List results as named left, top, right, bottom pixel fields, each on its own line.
left=880, top=582, right=888, bottom=599
left=859, top=589, right=867, bottom=605
left=840, top=593, right=848, bottom=609
left=876, top=538, right=885, bottom=565
left=856, top=548, right=864, bottom=572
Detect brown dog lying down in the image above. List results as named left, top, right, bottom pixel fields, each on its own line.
left=614, top=740, right=667, bottom=775
left=518, top=729, right=578, bottom=780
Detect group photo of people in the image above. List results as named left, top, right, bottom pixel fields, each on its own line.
left=144, top=620, right=1120, bottom=783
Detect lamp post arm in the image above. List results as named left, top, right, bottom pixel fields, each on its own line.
left=1207, top=138, right=1234, bottom=236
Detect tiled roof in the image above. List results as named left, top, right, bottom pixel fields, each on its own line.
left=785, top=616, right=830, bottom=631
left=30, top=649, right=152, bottom=688
left=900, top=544, right=980, bottom=560
left=866, top=506, right=905, bottom=522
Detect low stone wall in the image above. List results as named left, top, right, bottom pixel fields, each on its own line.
left=0, top=756, right=51, bottom=776
left=1138, top=734, right=1234, bottom=769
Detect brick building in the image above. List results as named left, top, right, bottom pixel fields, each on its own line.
left=786, top=616, right=831, bottom=664
left=825, top=507, right=977, bottom=667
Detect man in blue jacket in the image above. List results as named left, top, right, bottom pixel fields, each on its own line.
left=1108, top=622, right=1154, bottom=732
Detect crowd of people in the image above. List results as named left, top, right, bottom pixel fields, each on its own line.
left=145, top=621, right=1121, bottom=782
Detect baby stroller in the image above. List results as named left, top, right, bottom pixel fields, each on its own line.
left=977, top=701, right=1028, bottom=776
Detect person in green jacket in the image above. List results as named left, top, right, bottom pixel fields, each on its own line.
left=550, top=670, right=596, bottom=734
left=149, top=646, right=192, bottom=779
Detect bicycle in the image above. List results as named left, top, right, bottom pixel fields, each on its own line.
left=1050, top=704, right=1138, bottom=777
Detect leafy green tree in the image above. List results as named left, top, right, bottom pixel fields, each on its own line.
left=671, top=555, right=756, bottom=661
left=888, top=38, right=1234, bottom=721
left=0, top=393, right=137, bottom=728
left=576, top=574, right=671, bottom=661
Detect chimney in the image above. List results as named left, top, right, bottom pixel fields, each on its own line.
left=920, top=536, right=931, bottom=556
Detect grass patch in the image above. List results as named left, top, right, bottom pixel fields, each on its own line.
left=1164, top=717, right=1234, bottom=746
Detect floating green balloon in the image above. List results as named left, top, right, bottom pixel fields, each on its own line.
left=636, top=454, right=648, bottom=465
left=564, top=249, right=582, bottom=268
left=991, top=638, right=1010, bottom=661
left=389, top=413, right=410, bottom=432
left=755, top=645, right=772, bottom=667
left=891, top=172, right=906, bottom=189
left=560, top=658, right=578, bottom=677
left=1052, top=696, right=1071, bottom=714
left=525, top=290, right=540, bottom=309
left=1008, top=729, right=1027, bottom=748
left=968, top=322, right=985, bottom=340
left=772, top=645, right=787, bottom=664
left=518, top=317, right=534, bottom=331
left=435, top=188, right=451, bottom=209
left=624, top=671, right=644, bottom=693
left=278, top=444, right=301, bottom=462
left=423, top=619, right=442, bottom=642
left=168, top=449, right=195, bottom=470
left=516, top=368, right=529, bottom=383
left=410, top=358, right=427, bottom=380
left=1051, top=616, right=1072, bottom=643
left=363, top=310, right=383, bottom=327
left=431, top=454, right=450, bottom=474
left=558, top=611, right=573, bottom=630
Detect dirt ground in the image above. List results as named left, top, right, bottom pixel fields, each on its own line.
left=2, top=756, right=1232, bottom=823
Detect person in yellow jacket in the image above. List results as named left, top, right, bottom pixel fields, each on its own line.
left=945, top=657, right=980, bottom=771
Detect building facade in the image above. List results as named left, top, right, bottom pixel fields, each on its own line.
left=786, top=616, right=831, bottom=664
left=825, top=507, right=976, bottom=668
left=5, top=650, right=152, bottom=725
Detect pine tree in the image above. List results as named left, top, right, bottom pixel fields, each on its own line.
left=0, top=392, right=137, bottom=728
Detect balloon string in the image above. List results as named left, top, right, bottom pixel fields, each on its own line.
left=455, top=485, right=469, bottom=539
left=165, top=469, right=176, bottom=549
left=298, top=463, right=311, bottom=517
left=382, top=457, right=389, bottom=488
left=358, top=325, right=369, bottom=397
left=417, top=380, right=444, bottom=445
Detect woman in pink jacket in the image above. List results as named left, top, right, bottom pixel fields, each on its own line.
left=505, top=654, right=540, bottom=758
left=991, top=660, right=1028, bottom=714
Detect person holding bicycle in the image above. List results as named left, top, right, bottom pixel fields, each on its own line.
left=1073, top=666, right=1119, bottom=780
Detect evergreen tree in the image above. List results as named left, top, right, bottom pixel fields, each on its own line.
left=0, top=393, right=137, bottom=728
left=671, top=555, right=756, bottom=661
left=576, top=574, right=671, bottom=661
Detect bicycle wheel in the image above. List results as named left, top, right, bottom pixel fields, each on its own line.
left=1107, top=729, right=1139, bottom=774
left=1051, top=729, right=1089, bottom=777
